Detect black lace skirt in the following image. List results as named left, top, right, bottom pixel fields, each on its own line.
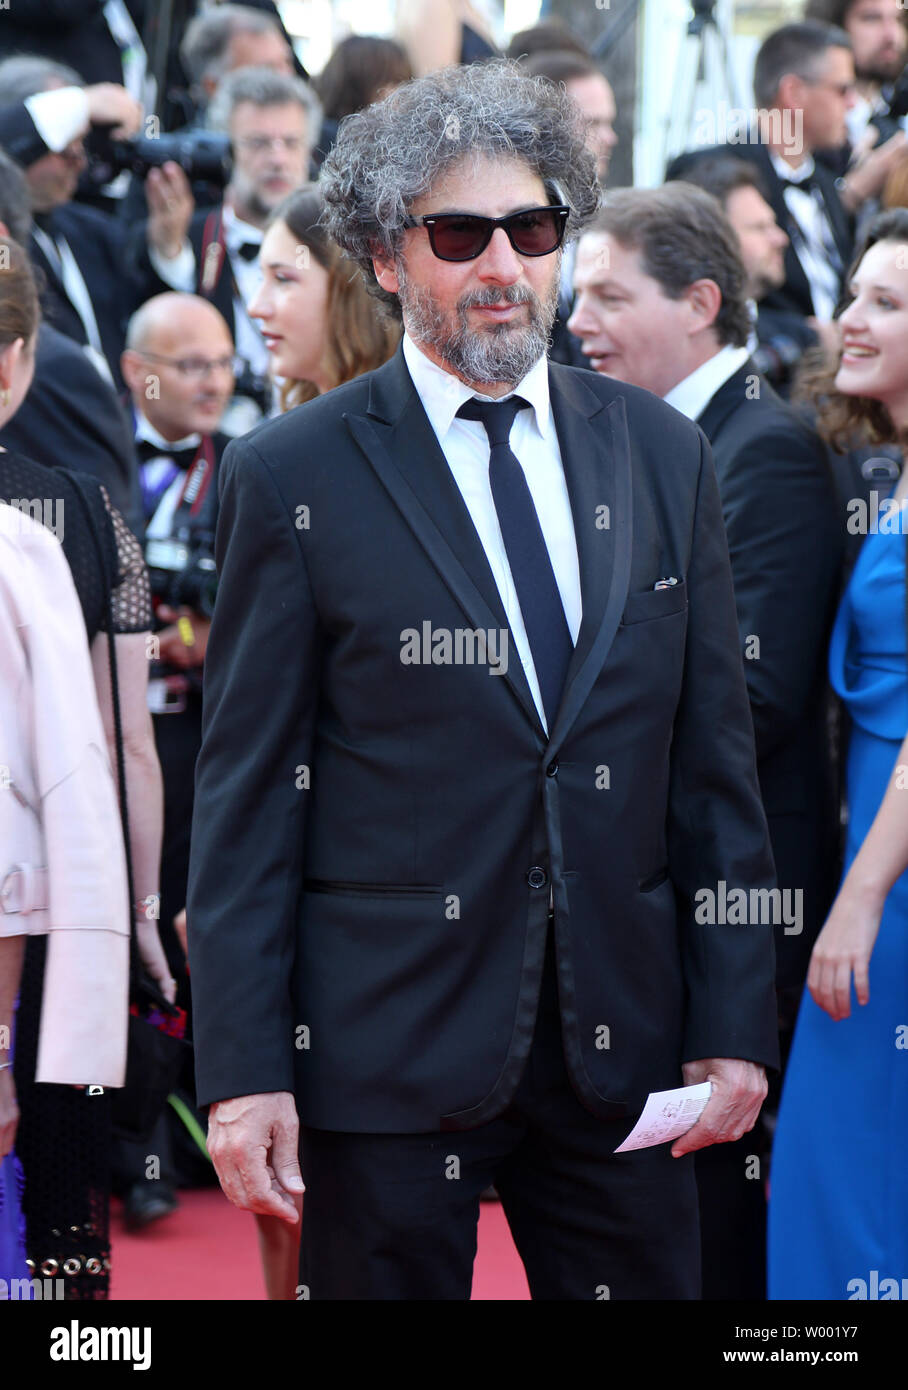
left=12, top=936, right=111, bottom=1300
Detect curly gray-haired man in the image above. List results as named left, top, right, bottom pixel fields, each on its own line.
left=188, top=57, right=779, bottom=1301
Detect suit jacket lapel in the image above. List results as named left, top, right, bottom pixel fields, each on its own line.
left=345, top=350, right=632, bottom=749
left=345, top=348, right=546, bottom=738
left=696, top=360, right=758, bottom=441
left=546, top=364, right=632, bottom=753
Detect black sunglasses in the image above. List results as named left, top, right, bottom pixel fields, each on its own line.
left=402, top=205, right=570, bottom=262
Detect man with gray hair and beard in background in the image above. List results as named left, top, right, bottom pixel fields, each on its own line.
left=187, top=59, right=779, bottom=1301
left=131, top=65, right=318, bottom=431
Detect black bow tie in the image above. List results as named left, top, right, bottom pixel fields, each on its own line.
left=779, top=172, right=815, bottom=195
left=135, top=438, right=199, bottom=467
left=236, top=240, right=261, bottom=262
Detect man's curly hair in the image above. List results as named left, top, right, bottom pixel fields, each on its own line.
left=318, top=58, right=601, bottom=315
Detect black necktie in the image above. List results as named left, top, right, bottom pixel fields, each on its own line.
left=135, top=438, right=199, bottom=468
left=236, top=241, right=261, bottom=262
left=456, top=395, right=573, bottom=729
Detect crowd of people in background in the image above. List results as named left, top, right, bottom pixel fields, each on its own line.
left=1, top=0, right=908, bottom=1303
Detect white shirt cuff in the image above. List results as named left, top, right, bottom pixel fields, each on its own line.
left=24, top=87, right=90, bottom=152
left=148, top=240, right=196, bottom=292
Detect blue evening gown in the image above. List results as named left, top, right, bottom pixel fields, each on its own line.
left=768, top=520, right=908, bottom=1299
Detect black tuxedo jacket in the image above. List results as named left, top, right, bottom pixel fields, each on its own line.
left=697, top=362, right=842, bottom=989
left=0, top=322, right=142, bottom=534
left=129, top=204, right=237, bottom=342
left=724, top=141, right=853, bottom=322
left=29, top=204, right=144, bottom=389
left=187, top=347, right=780, bottom=1132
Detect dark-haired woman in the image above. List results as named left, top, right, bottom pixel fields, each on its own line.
left=769, top=209, right=908, bottom=1299
left=312, top=36, right=412, bottom=169
left=0, top=238, right=170, bottom=1297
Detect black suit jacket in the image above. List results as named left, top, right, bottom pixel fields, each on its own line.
left=187, top=347, right=780, bottom=1131
left=0, top=321, right=142, bottom=534
left=0, top=0, right=144, bottom=83
left=129, top=204, right=237, bottom=341
left=697, top=362, right=842, bottom=989
left=30, top=204, right=144, bottom=389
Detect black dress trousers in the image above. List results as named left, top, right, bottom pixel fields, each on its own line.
left=297, top=928, right=701, bottom=1300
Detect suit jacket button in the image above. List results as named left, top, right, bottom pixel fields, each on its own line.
left=526, top=866, right=548, bottom=889
left=546, top=761, right=558, bottom=777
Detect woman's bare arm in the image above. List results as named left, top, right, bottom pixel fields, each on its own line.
left=90, top=630, right=173, bottom=998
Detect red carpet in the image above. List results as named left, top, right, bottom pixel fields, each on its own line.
left=109, top=1191, right=530, bottom=1300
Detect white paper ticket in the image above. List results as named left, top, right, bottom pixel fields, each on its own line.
left=614, top=1081, right=713, bottom=1153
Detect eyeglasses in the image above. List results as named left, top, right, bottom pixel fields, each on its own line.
left=402, top=206, right=570, bottom=262
left=234, top=135, right=306, bottom=155
left=805, top=79, right=856, bottom=98
left=139, top=352, right=241, bottom=379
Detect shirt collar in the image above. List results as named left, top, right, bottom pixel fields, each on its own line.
left=769, top=150, right=816, bottom=185
left=662, top=344, right=751, bottom=421
left=402, top=331, right=553, bottom=444
left=222, top=203, right=263, bottom=250
left=133, top=409, right=201, bottom=454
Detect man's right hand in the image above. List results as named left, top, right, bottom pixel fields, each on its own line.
left=146, top=161, right=195, bottom=261
left=84, top=83, right=144, bottom=141
left=206, top=1091, right=304, bottom=1223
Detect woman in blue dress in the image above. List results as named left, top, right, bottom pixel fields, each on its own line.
left=769, top=209, right=908, bottom=1299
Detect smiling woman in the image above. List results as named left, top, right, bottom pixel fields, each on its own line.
left=769, top=205, right=908, bottom=1299
left=797, top=207, right=908, bottom=448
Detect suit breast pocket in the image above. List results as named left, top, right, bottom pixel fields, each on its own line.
left=621, top=580, right=687, bottom=626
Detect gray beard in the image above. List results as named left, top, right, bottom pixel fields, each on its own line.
left=396, top=260, right=560, bottom=389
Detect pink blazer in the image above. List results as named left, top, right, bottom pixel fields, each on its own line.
left=0, top=502, right=129, bottom=1086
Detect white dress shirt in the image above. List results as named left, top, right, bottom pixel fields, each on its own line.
left=769, top=152, right=841, bottom=321
left=134, top=410, right=202, bottom=539
left=401, top=332, right=581, bottom=734
left=30, top=222, right=112, bottom=383
left=662, top=343, right=751, bottom=422
left=148, top=204, right=268, bottom=377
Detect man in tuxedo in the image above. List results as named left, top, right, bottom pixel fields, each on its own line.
left=0, top=148, right=142, bottom=529
left=676, top=21, right=857, bottom=367
left=133, top=65, right=317, bottom=432
left=187, top=60, right=779, bottom=1301
left=112, top=291, right=235, bottom=1228
left=0, top=55, right=149, bottom=388
left=568, top=182, right=842, bottom=1299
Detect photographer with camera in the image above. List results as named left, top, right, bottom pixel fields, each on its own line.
left=0, top=54, right=151, bottom=390
left=133, top=66, right=318, bottom=434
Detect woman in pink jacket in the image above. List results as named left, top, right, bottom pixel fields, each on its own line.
left=0, top=499, right=131, bottom=1282
left=0, top=237, right=171, bottom=1295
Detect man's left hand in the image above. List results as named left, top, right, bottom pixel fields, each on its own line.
left=670, top=1057, right=767, bottom=1157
